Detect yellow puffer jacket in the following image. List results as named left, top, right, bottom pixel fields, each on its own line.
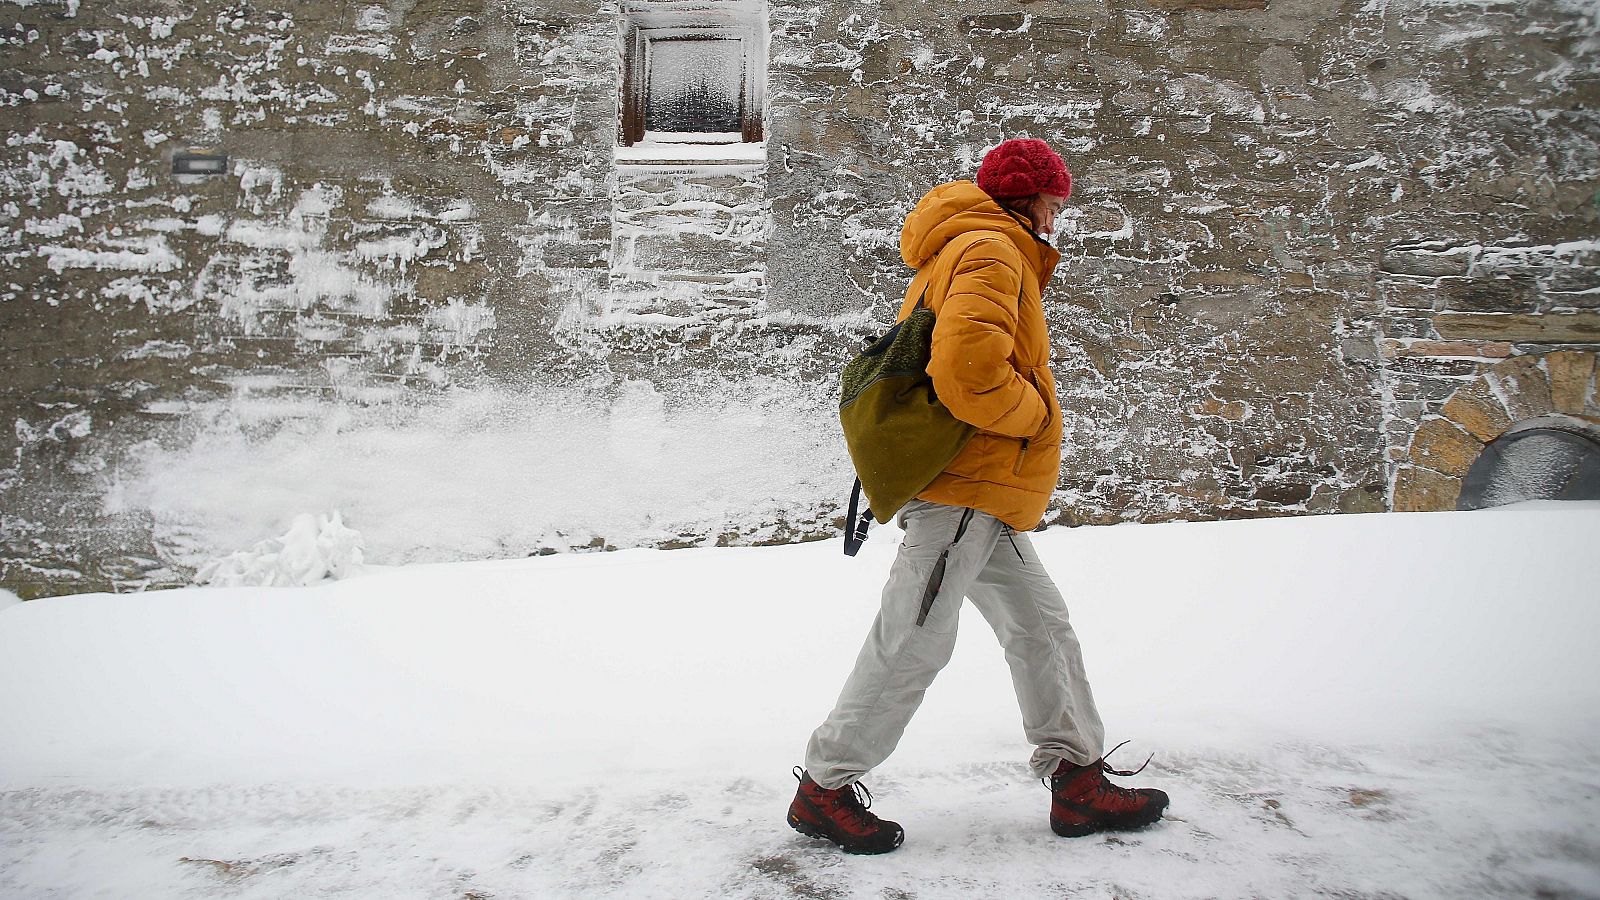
left=896, top=180, right=1063, bottom=531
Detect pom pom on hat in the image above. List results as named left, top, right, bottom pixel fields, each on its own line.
left=976, top=138, right=1072, bottom=200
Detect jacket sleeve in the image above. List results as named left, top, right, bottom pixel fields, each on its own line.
left=926, top=237, right=1049, bottom=438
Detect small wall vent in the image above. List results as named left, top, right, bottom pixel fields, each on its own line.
left=172, top=150, right=230, bottom=176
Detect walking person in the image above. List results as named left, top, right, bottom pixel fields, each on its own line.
left=787, top=139, right=1168, bottom=854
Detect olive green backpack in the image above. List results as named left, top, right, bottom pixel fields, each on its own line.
left=839, top=236, right=1003, bottom=555
left=839, top=303, right=975, bottom=555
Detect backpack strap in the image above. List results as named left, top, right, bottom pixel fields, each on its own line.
left=843, top=477, right=873, bottom=557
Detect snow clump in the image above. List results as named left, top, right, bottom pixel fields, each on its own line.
left=198, top=512, right=366, bottom=587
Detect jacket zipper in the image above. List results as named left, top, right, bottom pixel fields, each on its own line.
left=1013, top=437, right=1030, bottom=476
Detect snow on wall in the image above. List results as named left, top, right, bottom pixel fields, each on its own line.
left=115, top=376, right=845, bottom=575
left=603, top=163, right=769, bottom=327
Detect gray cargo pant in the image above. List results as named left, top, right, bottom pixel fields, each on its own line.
left=805, top=499, right=1105, bottom=789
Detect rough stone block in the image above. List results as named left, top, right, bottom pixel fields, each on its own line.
left=1408, top=416, right=1484, bottom=477
left=1385, top=357, right=1480, bottom=378
left=1486, top=354, right=1554, bottom=422
left=1392, top=465, right=1462, bottom=513
left=1192, top=397, right=1250, bottom=421
left=1384, top=316, right=1436, bottom=339
left=1253, top=479, right=1314, bottom=505
left=1146, top=0, right=1268, bottom=9
left=1546, top=266, right=1600, bottom=297
left=1545, top=350, right=1597, bottom=416
left=1187, top=270, right=1269, bottom=288
left=1332, top=482, right=1388, bottom=515
left=960, top=13, right=1028, bottom=32
left=1380, top=248, right=1471, bottom=278
left=1030, top=16, right=1097, bottom=44
left=1380, top=281, right=1440, bottom=311
left=1433, top=311, right=1600, bottom=343
left=540, top=242, right=609, bottom=269
left=1439, top=275, right=1540, bottom=313
left=629, top=231, right=759, bottom=275
left=1389, top=400, right=1428, bottom=423
left=1385, top=340, right=1513, bottom=359
left=1341, top=338, right=1378, bottom=361
left=1440, top=379, right=1513, bottom=442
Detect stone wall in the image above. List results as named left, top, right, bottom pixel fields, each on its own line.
left=3, top=0, right=1597, bottom=598
left=2, top=0, right=619, bottom=595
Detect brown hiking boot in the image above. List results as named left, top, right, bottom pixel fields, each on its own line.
left=787, top=767, right=905, bottom=854
left=1048, top=742, right=1169, bottom=837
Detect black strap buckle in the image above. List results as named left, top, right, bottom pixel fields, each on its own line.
left=843, top=478, right=873, bottom=557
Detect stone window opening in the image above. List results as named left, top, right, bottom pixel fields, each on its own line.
left=618, top=3, right=765, bottom=162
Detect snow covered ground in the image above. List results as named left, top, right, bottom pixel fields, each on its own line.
left=2, top=502, right=1599, bottom=898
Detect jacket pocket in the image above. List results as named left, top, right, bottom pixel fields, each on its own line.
left=1012, top=437, right=1030, bottom=476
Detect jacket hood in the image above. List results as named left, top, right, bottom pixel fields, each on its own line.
left=899, top=180, right=1060, bottom=284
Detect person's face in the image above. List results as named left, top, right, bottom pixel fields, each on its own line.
left=1026, top=192, right=1069, bottom=237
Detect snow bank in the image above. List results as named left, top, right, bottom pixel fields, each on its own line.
left=2, top=501, right=1595, bottom=788
left=0, top=589, right=20, bottom=613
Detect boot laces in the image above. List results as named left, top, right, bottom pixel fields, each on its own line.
left=831, top=781, right=877, bottom=829
left=1099, top=740, right=1154, bottom=778
left=794, top=767, right=880, bottom=831
left=1046, top=740, right=1155, bottom=794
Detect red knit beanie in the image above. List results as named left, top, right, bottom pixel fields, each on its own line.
left=976, top=138, right=1072, bottom=200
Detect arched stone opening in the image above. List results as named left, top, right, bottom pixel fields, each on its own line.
left=1457, top=418, right=1600, bottom=509
left=1392, top=351, right=1600, bottom=512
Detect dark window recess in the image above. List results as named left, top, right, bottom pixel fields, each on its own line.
left=620, top=24, right=762, bottom=146
left=1457, top=426, right=1600, bottom=510
left=646, top=38, right=743, bottom=133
